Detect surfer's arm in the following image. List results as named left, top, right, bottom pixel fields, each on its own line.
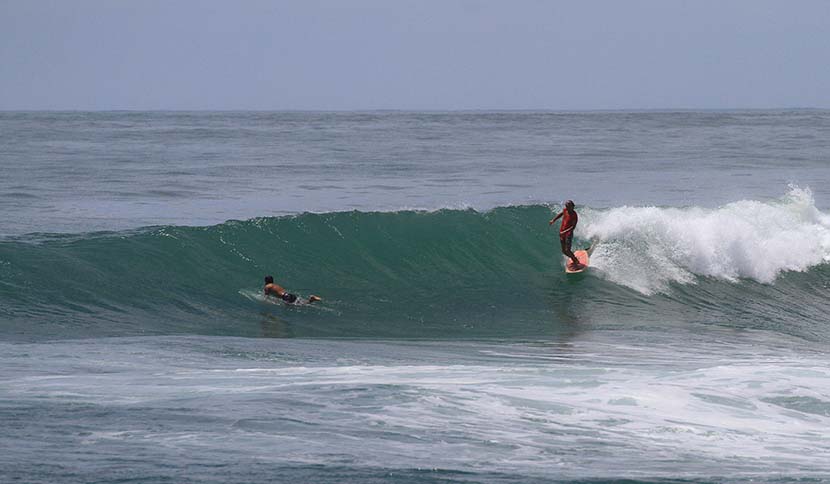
left=549, top=211, right=563, bottom=225
left=264, top=283, right=286, bottom=297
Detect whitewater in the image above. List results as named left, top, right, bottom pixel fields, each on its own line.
left=584, top=186, right=830, bottom=294
left=1, top=111, right=830, bottom=483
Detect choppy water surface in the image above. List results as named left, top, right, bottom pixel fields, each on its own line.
left=1, top=111, right=829, bottom=482
left=3, top=334, right=829, bottom=483
left=2, top=111, right=829, bottom=235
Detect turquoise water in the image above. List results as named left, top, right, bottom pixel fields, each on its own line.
left=1, top=111, right=830, bottom=483
left=3, top=201, right=830, bottom=342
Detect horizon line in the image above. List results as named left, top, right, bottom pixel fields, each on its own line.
left=1, top=106, right=828, bottom=114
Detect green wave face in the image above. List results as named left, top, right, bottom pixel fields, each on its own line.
left=2, top=204, right=829, bottom=342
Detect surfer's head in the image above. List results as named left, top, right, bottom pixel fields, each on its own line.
left=565, top=200, right=575, bottom=209
left=264, top=275, right=274, bottom=285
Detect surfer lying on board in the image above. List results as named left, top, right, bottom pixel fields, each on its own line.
left=264, top=275, right=322, bottom=304
left=549, top=200, right=581, bottom=267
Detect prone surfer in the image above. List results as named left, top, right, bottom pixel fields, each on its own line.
left=264, top=275, right=322, bottom=304
left=549, top=200, right=581, bottom=267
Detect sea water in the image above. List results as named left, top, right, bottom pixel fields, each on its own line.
left=1, top=111, right=830, bottom=483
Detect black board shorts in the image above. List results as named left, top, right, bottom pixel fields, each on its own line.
left=281, top=293, right=299, bottom=304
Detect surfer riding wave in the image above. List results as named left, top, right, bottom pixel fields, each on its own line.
left=550, top=200, right=582, bottom=268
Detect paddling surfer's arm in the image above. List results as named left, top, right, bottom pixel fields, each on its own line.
left=264, top=283, right=286, bottom=297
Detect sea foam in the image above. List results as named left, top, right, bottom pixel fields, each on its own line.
left=583, top=186, right=830, bottom=294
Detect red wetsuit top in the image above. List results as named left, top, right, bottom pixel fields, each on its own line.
left=560, top=210, right=577, bottom=239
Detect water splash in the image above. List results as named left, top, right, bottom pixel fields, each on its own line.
left=584, top=186, right=830, bottom=294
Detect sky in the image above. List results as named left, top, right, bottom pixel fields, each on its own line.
left=1, top=0, right=828, bottom=110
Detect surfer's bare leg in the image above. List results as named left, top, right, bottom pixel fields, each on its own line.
left=560, top=239, right=580, bottom=266
left=308, top=295, right=322, bottom=303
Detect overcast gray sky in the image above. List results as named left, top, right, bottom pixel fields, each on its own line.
left=1, top=0, right=828, bottom=110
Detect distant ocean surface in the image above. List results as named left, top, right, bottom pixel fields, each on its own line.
left=2, top=111, right=830, bottom=483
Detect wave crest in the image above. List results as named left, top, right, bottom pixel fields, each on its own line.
left=583, top=186, right=830, bottom=294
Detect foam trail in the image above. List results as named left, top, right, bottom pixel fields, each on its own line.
left=583, top=186, right=830, bottom=294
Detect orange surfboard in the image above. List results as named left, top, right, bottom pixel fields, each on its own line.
left=565, top=249, right=589, bottom=273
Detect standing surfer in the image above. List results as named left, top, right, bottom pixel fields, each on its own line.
left=264, top=275, right=322, bottom=304
left=549, top=200, right=581, bottom=268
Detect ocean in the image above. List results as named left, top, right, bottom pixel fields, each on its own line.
left=1, top=111, right=829, bottom=483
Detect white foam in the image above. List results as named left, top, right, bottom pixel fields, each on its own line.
left=582, top=186, right=830, bottom=294
left=238, top=289, right=278, bottom=305
left=5, top=337, right=830, bottom=479
left=239, top=289, right=335, bottom=312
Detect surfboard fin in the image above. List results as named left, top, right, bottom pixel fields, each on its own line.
left=585, top=239, right=600, bottom=255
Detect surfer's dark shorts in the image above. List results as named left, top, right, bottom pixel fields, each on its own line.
left=281, top=293, right=299, bottom=304
left=560, top=233, right=573, bottom=247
